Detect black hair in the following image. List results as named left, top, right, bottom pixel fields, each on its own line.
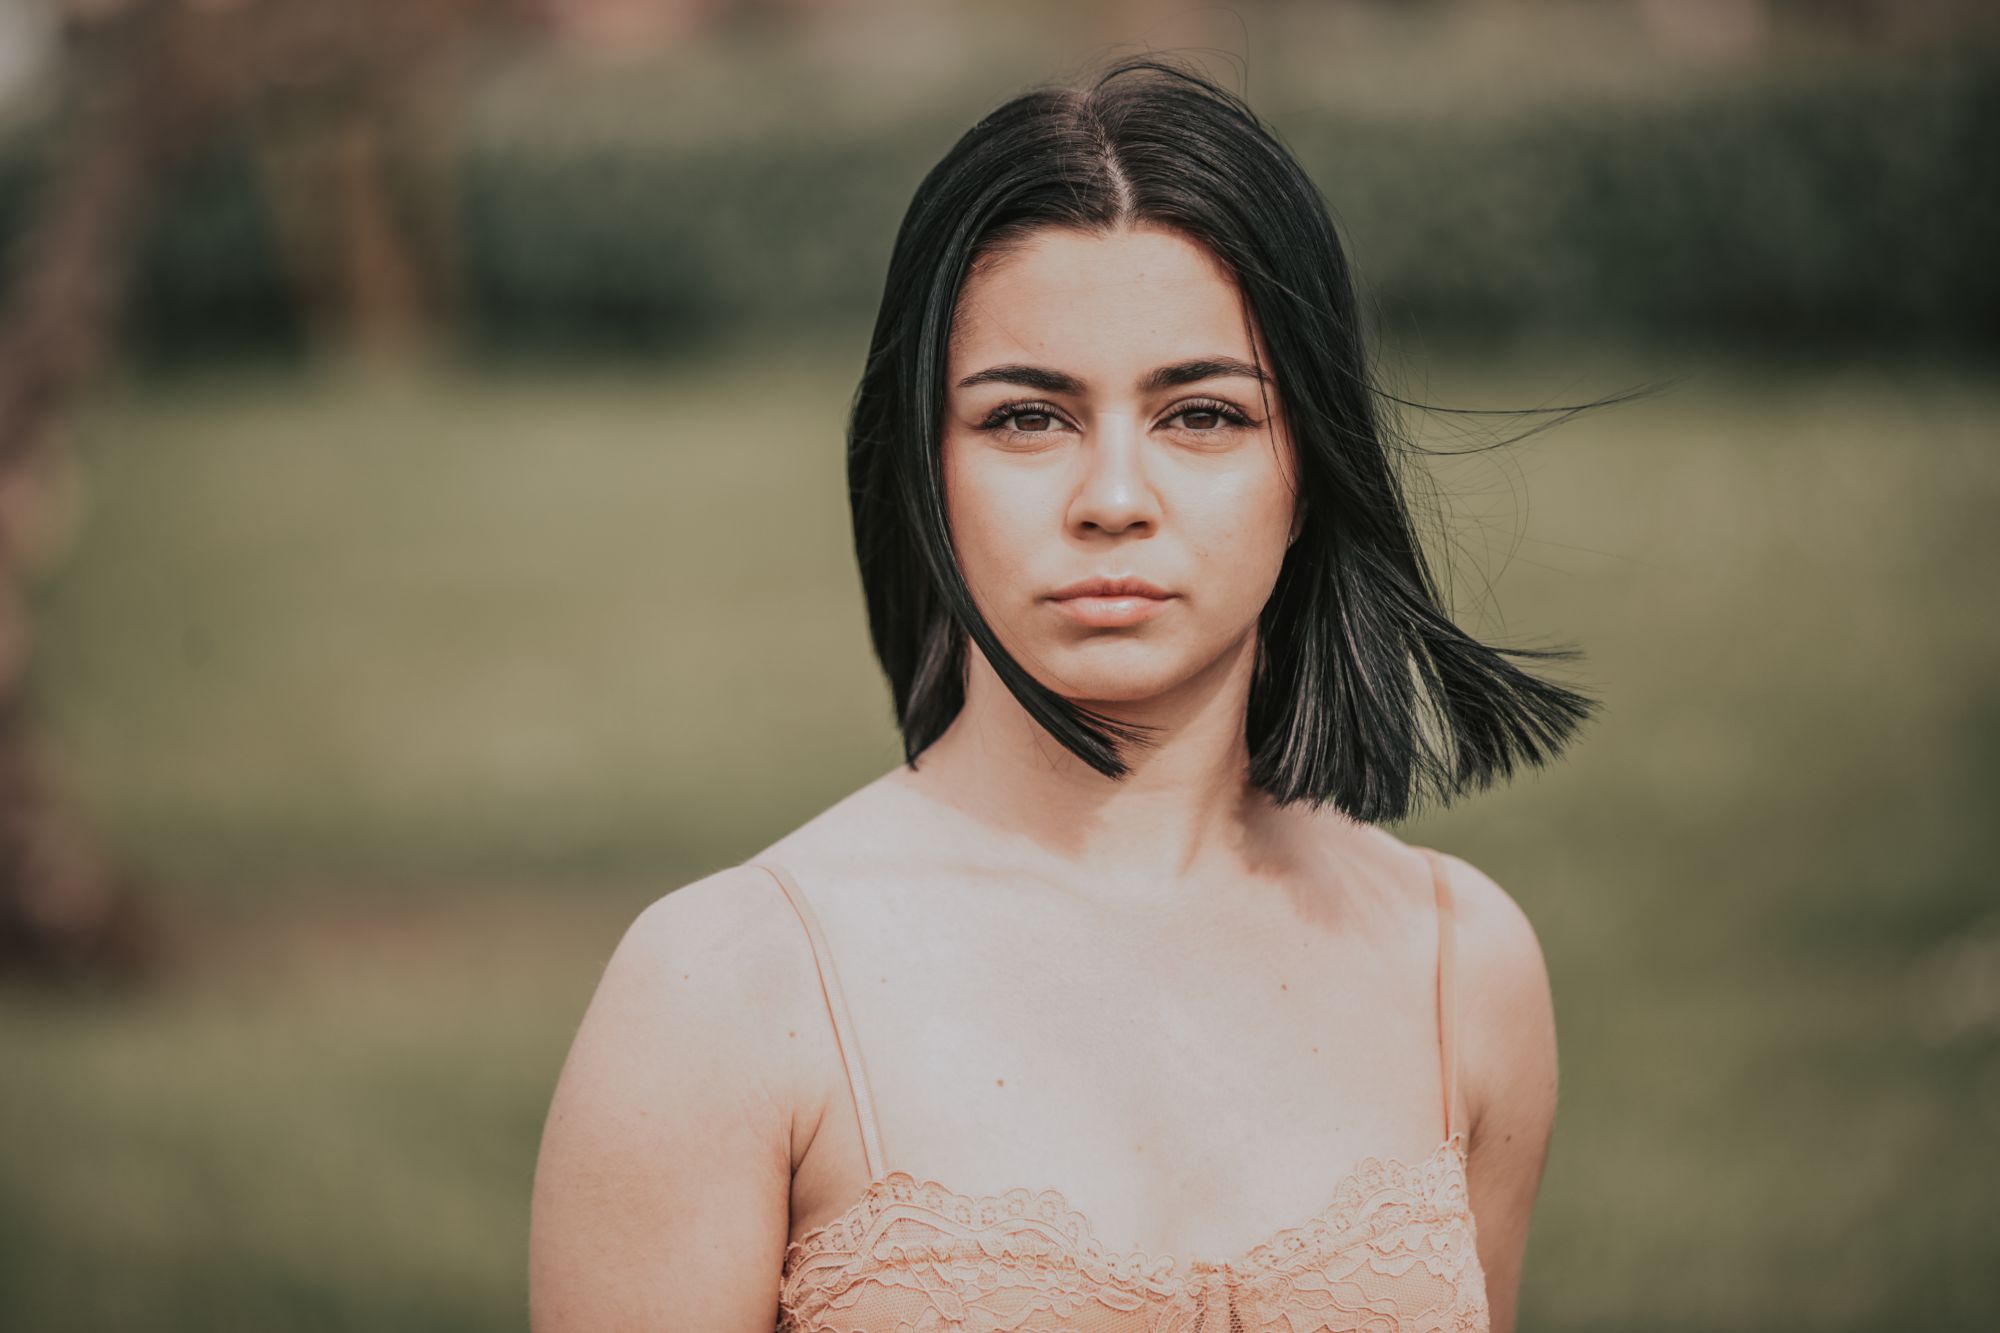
left=848, top=53, right=1644, bottom=823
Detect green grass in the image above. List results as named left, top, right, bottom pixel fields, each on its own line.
left=4, top=340, right=1996, bottom=1330
left=33, top=342, right=905, bottom=891
left=0, top=894, right=629, bottom=1331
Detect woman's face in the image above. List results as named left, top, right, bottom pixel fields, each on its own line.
left=943, top=222, right=1301, bottom=707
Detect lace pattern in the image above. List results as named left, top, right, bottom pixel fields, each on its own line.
left=777, top=1130, right=1489, bottom=1332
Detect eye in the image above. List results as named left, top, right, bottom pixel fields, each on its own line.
left=977, top=400, right=1073, bottom=441
left=974, top=397, right=1257, bottom=443
left=1165, top=397, right=1256, bottom=434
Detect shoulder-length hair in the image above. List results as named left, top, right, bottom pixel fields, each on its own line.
left=848, top=53, right=1617, bottom=824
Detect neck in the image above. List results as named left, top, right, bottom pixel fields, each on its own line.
left=896, top=630, right=1308, bottom=897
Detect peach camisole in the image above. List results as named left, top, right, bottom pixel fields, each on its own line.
left=754, top=848, right=1491, bottom=1333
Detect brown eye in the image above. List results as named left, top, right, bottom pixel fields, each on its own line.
left=1167, top=399, right=1252, bottom=435
left=977, top=401, right=1069, bottom=439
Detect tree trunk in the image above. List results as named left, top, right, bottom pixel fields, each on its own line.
left=0, top=8, right=209, bottom=980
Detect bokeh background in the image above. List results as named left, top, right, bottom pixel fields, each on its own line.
left=0, top=1, right=1995, bottom=1329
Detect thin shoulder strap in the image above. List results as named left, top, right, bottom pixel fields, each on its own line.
left=752, top=860, right=887, bottom=1180
left=1419, top=847, right=1461, bottom=1142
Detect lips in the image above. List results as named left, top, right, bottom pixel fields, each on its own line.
left=1047, top=576, right=1172, bottom=599
left=1046, top=576, right=1175, bottom=628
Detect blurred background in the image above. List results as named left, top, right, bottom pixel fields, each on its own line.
left=0, top=0, right=1994, bottom=1328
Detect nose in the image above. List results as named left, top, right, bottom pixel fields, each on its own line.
left=1067, top=411, right=1160, bottom=539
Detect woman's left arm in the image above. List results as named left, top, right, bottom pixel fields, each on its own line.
left=1437, top=852, right=1561, bottom=1333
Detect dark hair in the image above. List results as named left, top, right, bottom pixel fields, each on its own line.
left=848, top=53, right=1636, bottom=823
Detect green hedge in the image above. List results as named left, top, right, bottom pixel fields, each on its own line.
left=1280, top=54, right=1999, bottom=348
left=1, top=50, right=1992, bottom=359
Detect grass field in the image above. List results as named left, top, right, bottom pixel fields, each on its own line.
left=3, top=338, right=1996, bottom=1330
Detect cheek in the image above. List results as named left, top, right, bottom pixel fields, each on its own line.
left=1184, top=471, right=1297, bottom=586
left=942, top=440, right=1039, bottom=598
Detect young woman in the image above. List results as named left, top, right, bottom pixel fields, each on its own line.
left=531, top=55, right=1605, bottom=1333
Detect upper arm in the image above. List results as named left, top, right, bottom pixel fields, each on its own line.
left=529, top=865, right=806, bottom=1332
left=1437, top=852, right=1559, bottom=1333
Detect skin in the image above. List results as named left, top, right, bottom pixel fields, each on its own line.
left=529, top=223, right=1559, bottom=1332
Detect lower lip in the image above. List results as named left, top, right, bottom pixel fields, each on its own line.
left=1048, top=595, right=1173, bottom=627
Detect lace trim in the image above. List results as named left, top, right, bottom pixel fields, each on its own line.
left=780, top=1128, right=1476, bottom=1299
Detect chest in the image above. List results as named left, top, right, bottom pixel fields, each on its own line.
left=775, top=1136, right=1489, bottom=1332
left=785, top=878, right=1448, bottom=1263
left=757, top=850, right=1480, bottom=1330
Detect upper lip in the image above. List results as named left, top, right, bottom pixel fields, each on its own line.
left=1047, top=576, right=1174, bottom=599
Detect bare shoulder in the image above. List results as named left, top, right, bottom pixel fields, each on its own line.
left=1425, top=849, right=1559, bottom=1138
left=1432, top=852, right=1553, bottom=1026
left=577, top=863, right=820, bottom=1084
left=528, top=862, right=823, bottom=1331
left=578, top=859, right=842, bottom=1145
left=616, top=862, right=810, bottom=1006
left=1412, top=847, right=1558, bottom=1333
left=1299, top=820, right=1558, bottom=1123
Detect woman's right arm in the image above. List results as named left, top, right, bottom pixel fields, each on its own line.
left=529, top=866, right=806, bottom=1331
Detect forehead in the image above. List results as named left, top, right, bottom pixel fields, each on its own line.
left=948, top=224, right=1262, bottom=376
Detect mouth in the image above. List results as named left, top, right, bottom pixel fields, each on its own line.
left=1045, top=577, right=1176, bottom=629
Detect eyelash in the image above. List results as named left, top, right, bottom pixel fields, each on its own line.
left=977, top=397, right=1255, bottom=442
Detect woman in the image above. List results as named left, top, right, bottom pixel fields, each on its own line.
left=531, top=55, right=1602, bottom=1333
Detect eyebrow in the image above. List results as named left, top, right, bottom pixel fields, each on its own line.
left=954, top=357, right=1270, bottom=395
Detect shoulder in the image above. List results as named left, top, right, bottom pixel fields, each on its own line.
left=619, top=861, right=803, bottom=971
left=1397, top=847, right=1559, bottom=1331
left=536, top=862, right=833, bottom=1179
left=1424, top=848, right=1559, bottom=1146
left=588, top=862, right=828, bottom=1094
left=602, top=863, right=805, bottom=1024
left=1427, top=849, right=1550, bottom=1018
left=529, top=862, right=826, bottom=1327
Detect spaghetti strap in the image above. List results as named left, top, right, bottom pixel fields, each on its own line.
left=1419, top=847, right=1460, bottom=1142
left=751, top=860, right=887, bottom=1180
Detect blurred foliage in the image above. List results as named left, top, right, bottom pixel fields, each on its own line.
left=1284, top=52, right=2000, bottom=349
left=1, top=44, right=1995, bottom=361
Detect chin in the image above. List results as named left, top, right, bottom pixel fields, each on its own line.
left=1033, top=644, right=1202, bottom=705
